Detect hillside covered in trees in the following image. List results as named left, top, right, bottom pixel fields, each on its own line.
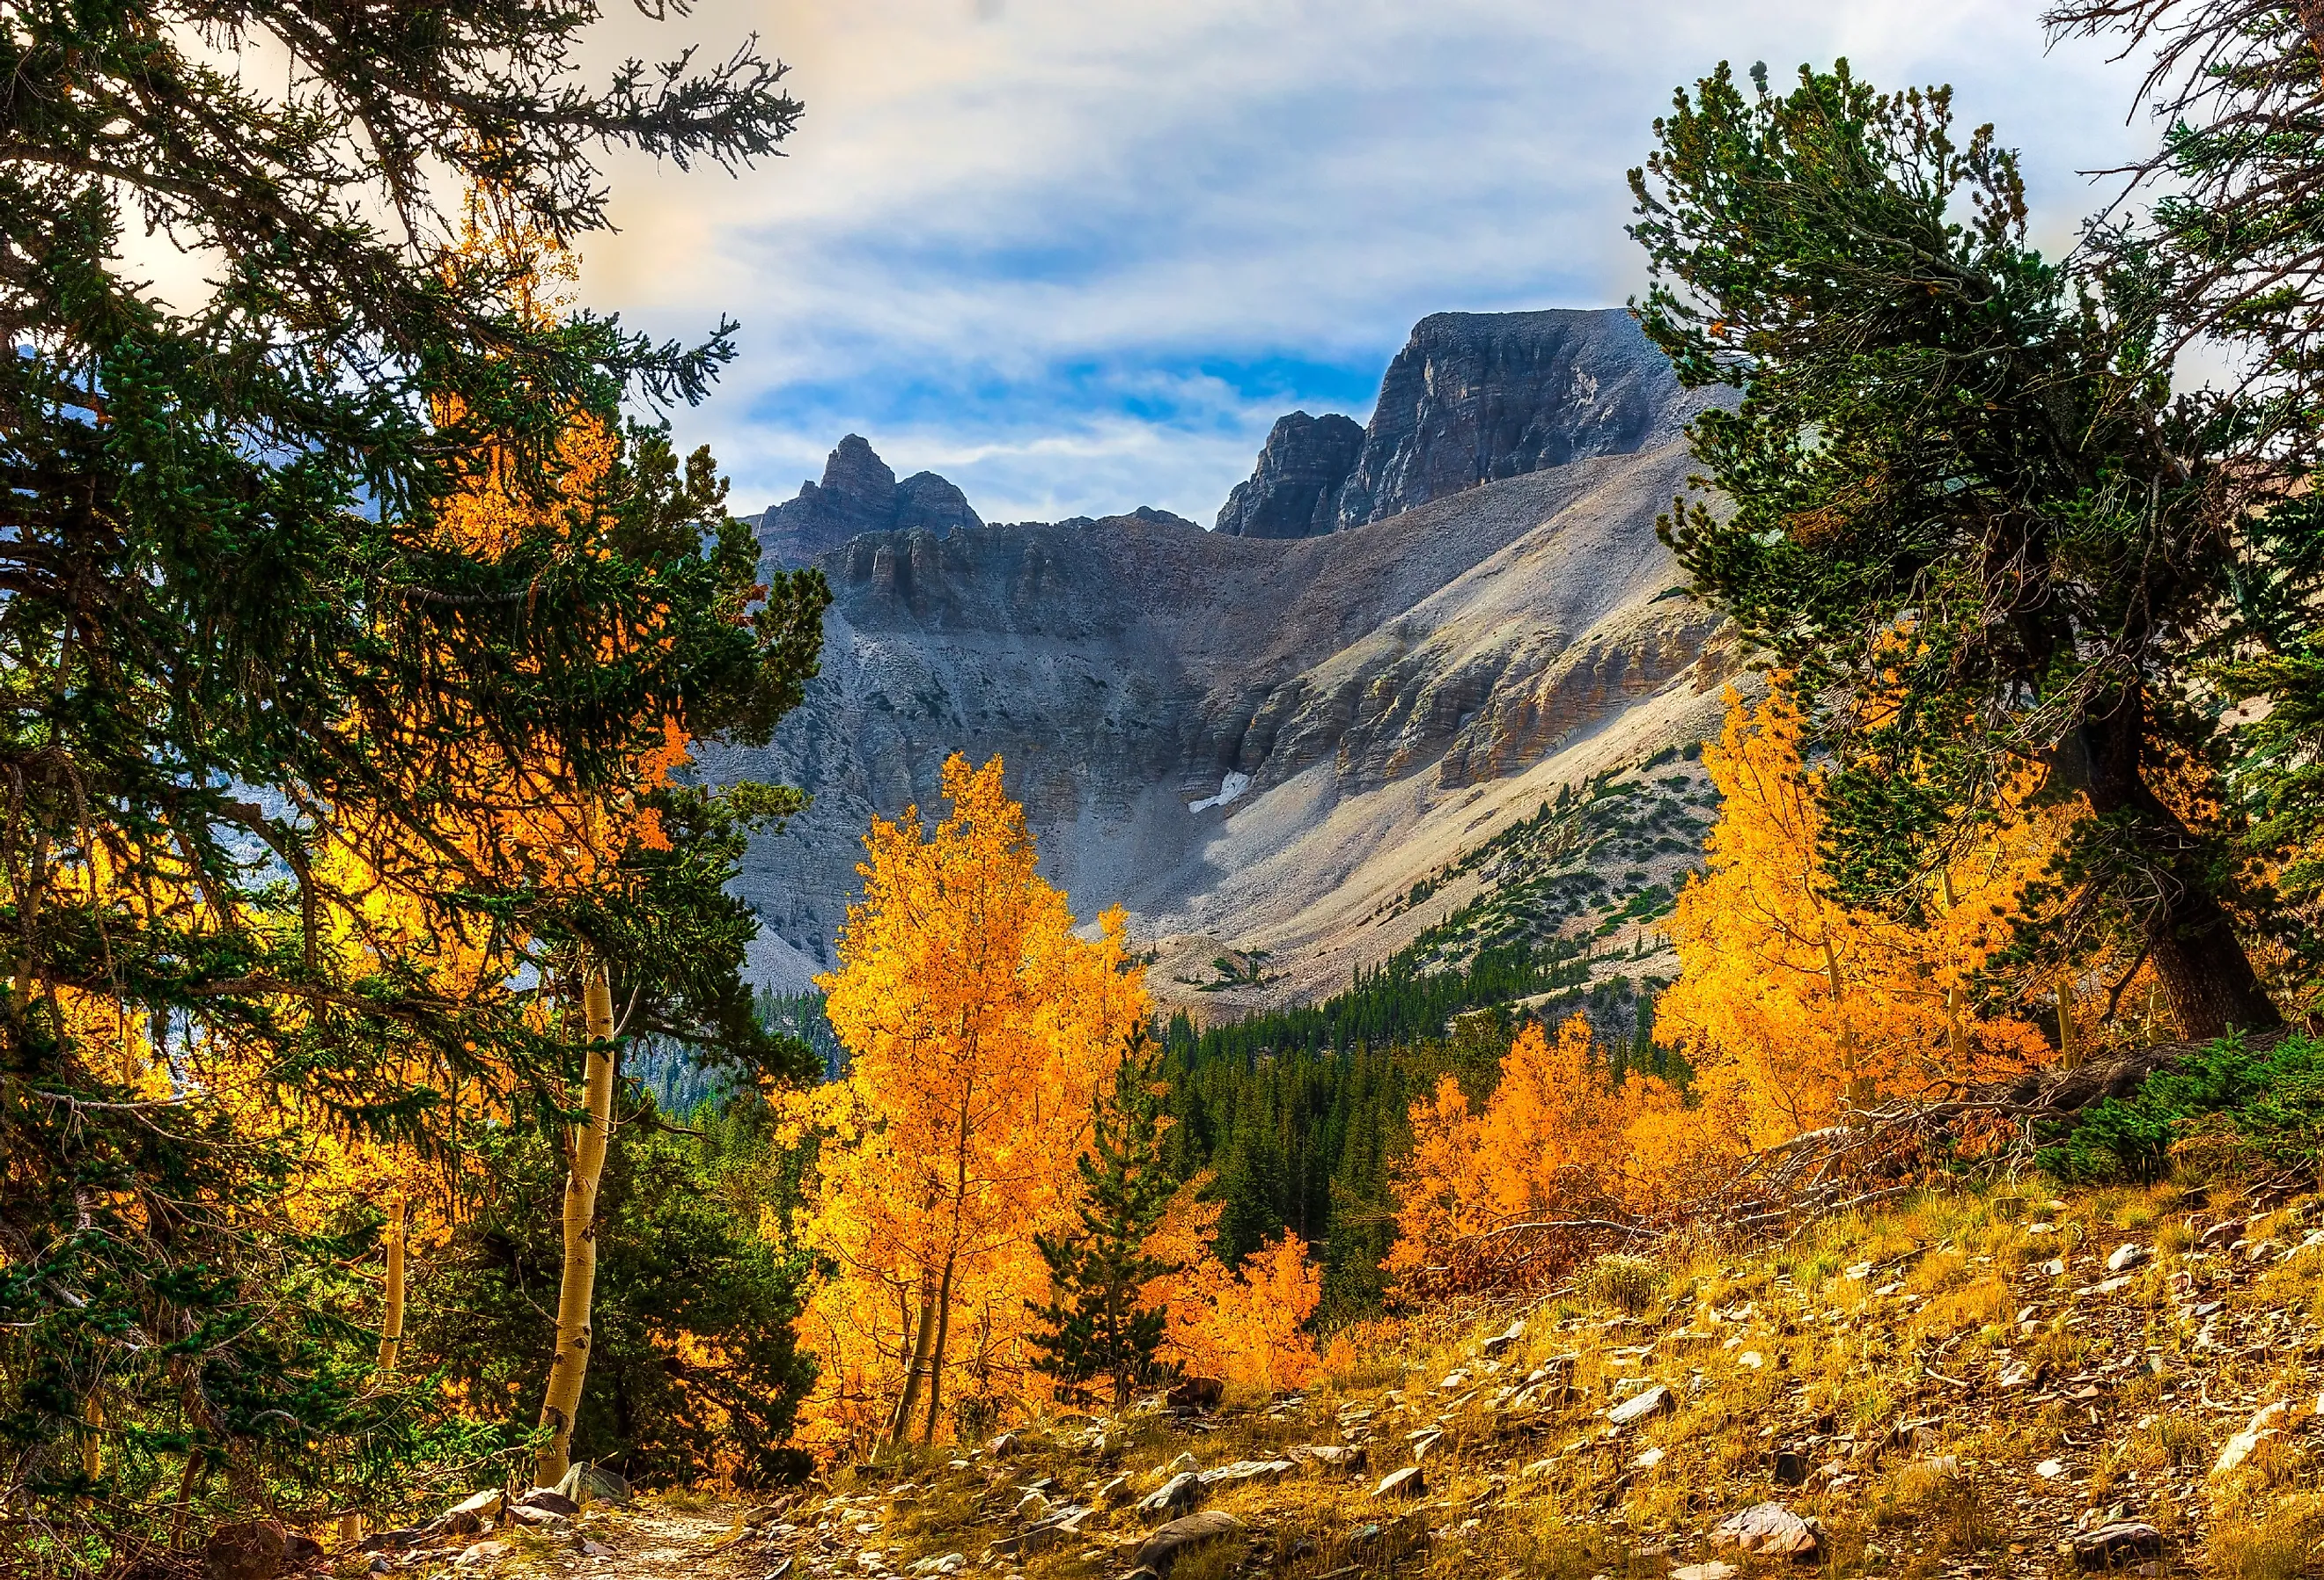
left=9, top=4, right=2324, bottom=1579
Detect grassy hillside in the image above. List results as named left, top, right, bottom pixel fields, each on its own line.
left=414, top=1172, right=2324, bottom=1580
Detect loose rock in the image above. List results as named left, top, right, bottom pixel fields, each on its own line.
left=1482, top=1318, right=1526, bottom=1357
left=1136, top=1473, right=1202, bottom=1519
left=2215, top=1401, right=2289, bottom=1476
left=555, top=1462, right=633, bottom=1508
left=1710, top=1502, right=1823, bottom=1559
left=1132, top=1511, right=1245, bottom=1577
left=2072, top=1522, right=2164, bottom=1569
left=1372, top=1466, right=1425, bottom=1500
left=1607, top=1384, right=1673, bottom=1426
left=2106, top=1243, right=2148, bottom=1274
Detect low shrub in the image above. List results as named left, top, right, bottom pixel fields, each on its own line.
left=2038, top=1034, right=2324, bottom=1185
left=1579, top=1253, right=1663, bottom=1314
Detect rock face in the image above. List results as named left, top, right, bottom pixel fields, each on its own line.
left=754, top=434, right=982, bottom=564
left=1216, top=412, right=1365, bottom=538
left=706, top=308, right=1734, bottom=1010
left=1334, top=308, right=1691, bottom=529
left=1210, top=309, right=1700, bottom=540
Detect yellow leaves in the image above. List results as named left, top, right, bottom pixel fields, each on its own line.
left=1385, top=1015, right=1741, bottom=1292
left=1657, top=687, right=2061, bottom=1147
left=786, top=753, right=1152, bottom=1454
left=1156, top=1232, right=1323, bottom=1392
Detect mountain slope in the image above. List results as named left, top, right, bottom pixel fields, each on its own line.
left=703, top=310, right=1736, bottom=1012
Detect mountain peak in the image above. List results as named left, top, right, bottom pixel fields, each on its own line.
left=1217, top=307, right=1699, bottom=539
left=754, top=436, right=984, bottom=565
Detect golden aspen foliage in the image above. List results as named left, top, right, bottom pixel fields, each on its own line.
left=785, top=754, right=1150, bottom=1457
left=1656, top=688, right=2059, bottom=1147
left=1155, top=1231, right=1323, bottom=1391
left=1384, top=1016, right=1738, bottom=1293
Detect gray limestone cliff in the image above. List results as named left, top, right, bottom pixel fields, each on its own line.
left=1215, top=412, right=1366, bottom=538
left=1214, top=307, right=1697, bottom=540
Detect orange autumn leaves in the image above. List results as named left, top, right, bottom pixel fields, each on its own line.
left=1658, top=688, right=2057, bottom=1146
left=1386, top=1015, right=1738, bottom=1293
left=783, top=754, right=1317, bottom=1457
left=1386, top=685, right=2070, bottom=1293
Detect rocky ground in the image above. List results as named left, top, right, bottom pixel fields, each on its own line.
left=327, top=1177, right=2324, bottom=1580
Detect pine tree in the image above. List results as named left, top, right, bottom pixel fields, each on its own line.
left=0, top=6, right=819, bottom=1561
left=1030, top=1028, right=1177, bottom=1412
left=1629, top=60, right=2284, bottom=1038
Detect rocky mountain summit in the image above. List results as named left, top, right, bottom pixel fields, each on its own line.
left=1214, top=412, right=1365, bottom=539
left=754, top=433, right=983, bottom=564
left=706, top=308, right=1732, bottom=1008
left=1215, top=308, right=1693, bottom=538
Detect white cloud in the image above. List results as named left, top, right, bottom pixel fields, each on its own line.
left=563, top=0, right=2158, bottom=524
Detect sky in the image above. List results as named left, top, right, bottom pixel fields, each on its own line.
left=570, top=0, right=2166, bottom=526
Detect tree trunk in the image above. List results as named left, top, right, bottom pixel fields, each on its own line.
left=535, top=966, right=617, bottom=1488
left=376, top=1189, right=408, bottom=1371
left=922, top=1253, right=956, bottom=1444
left=889, top=1275, right=936, bottom=1444
left=2077, top=702, right=2281, bottom=1039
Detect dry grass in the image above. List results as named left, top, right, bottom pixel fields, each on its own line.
left=685, top=1175, right=2324, bottom=1580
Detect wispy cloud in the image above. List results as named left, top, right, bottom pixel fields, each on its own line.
left=576, top=0, right=2159, bottom=525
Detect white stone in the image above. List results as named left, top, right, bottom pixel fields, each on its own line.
left=2215, top=1401, right=2289, bottom=1477
left=1710, top=1503, right=1822, bottom=1557
left=1607, top=1384, right=1673, bottom=1426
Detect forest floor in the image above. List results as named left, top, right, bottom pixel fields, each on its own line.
left=363, top=1174, right=2324, bottom=1580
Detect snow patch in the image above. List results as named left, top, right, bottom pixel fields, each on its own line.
left=1188, top=772, right=1251, bottom=814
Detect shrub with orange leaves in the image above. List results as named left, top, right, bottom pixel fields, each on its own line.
left=1156, top=1231, right=1324, bottom=1392
left=1656, top=688, right=2058, bottom=1147
left=1384, top=1016, right=1739, bottom=1295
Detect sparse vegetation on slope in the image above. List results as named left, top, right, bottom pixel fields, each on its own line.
left=404, top=1171, right=2323, bottom=1580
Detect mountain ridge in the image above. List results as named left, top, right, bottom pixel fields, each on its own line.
left=708, top=308, right=1733, bottom=1012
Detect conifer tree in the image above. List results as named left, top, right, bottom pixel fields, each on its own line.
left=0, top=5, right=820, bottom=1560
left=1629, top=61, right=2284, bottom=1038
left=1030, top=1027, right=1176, bottom=1411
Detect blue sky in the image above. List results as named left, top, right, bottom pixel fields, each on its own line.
left=577, top=0, right=2163, bottom=526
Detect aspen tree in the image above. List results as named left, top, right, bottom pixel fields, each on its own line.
left=787, top=756, right=1147, bottom=1455
left=537, top=967, right=619, bottom=1487
left=1658, top=690, right=2057, bottom=1144
left=377, top=1192, right=409, bottom=1373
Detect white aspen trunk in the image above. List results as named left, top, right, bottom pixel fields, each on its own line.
left=889, top=1275, right=937, bottom=1444
left=535, top=966, right=616, bottom=1488
left=376, top=1189, right=408, bottom=1371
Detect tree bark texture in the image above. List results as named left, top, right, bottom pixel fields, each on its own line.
left=376, top=1189, right=407, bottom=1371
left=535, top=967, right=616, bottom=1488
left=2077, top=701, right=2281, bottom=1039
left=889, top=1276, right=936, bottom=1444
